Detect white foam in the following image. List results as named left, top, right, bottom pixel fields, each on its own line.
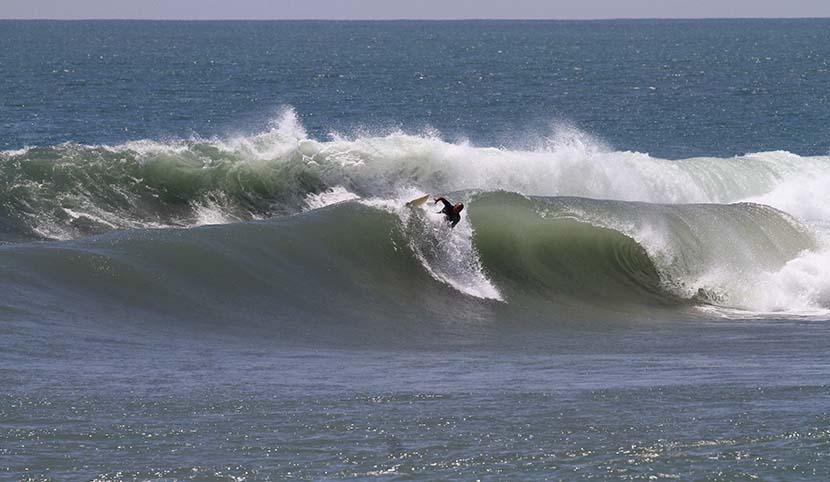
left=699, top=237, right=830, bottom=315
left=214, top=106, right=308, bottom=161
left=0, top=146, right=33, bottom=157
left=62, top=207, right=120, bottom=229
left=410, top=214, right=504, bottom=301
left=112, top=139, right=191, bottom=156
left=190, top=203, right=238, bottom=227
left=364, top=194, right=503, bottom=301
left=27, top=106, right=830, bottom=230
left=304, top=186, right=360, bottom=210
left=288, top=123, right=830, bottom=209
left=743, top=172, right=830, bottom=227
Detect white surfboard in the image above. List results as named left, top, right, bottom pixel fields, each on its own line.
left=405, top=194, right=430, bottom=208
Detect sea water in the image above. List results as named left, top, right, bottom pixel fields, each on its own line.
left=2, top=19, right=830, bottom=480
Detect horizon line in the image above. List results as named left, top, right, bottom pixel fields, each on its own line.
left=2, top=16, right=829, bottom=21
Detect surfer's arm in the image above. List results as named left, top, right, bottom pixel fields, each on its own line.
left=450, top=218, right=460, bottom=228
left=434, top=197, right=453, bottom=211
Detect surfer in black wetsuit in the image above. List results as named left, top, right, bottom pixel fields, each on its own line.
left=434, top=197, right=464, bottom=228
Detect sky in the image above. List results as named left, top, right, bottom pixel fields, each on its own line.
left=2, top=0, right=830, bottom=20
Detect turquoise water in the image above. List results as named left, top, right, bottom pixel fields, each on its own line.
left=2, top=20, right=830, bottom=480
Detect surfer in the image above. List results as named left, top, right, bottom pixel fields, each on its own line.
left=434, top=197, right=464, bottom=228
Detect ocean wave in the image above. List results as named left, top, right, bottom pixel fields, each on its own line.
left=1, top=194, right=826, bottom=328
left=1, top=107, right=829, bottom=240
left=470, top=192, right=821, bottom=314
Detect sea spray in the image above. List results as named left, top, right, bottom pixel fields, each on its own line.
left=404, top=205, right=503, bottom=301
left=360, top=194, right=503, bottom=301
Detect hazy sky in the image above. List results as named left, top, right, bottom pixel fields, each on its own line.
left=3, top=0, right=830, bottom=20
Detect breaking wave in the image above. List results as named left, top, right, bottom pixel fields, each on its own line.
left=1, top=107, right=829, bottom=241
left=0, top=191, right=825, bottom=328
left=2, top=107, right=829, bottom=319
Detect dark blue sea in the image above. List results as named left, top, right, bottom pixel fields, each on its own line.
left=3, top=19, right=830, bottom=481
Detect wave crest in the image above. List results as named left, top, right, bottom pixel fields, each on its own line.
left=2, top=107, right=830, bottom=240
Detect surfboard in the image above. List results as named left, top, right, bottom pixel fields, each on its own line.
left=405, top=194, right=430, bottom=208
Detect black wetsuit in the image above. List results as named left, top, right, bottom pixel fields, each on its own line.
left=436, top=198, right=461, bottom=228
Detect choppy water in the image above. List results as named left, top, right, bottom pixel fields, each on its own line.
left=3, top=19, right=830, bottom=481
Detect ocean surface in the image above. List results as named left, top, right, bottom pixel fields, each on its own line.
left=3, top=19, right=830, bottom=480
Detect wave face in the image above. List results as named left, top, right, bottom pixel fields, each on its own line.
left=2, top=108, right=830, bottom=319
left=0, top=192, right=823, bottom=334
